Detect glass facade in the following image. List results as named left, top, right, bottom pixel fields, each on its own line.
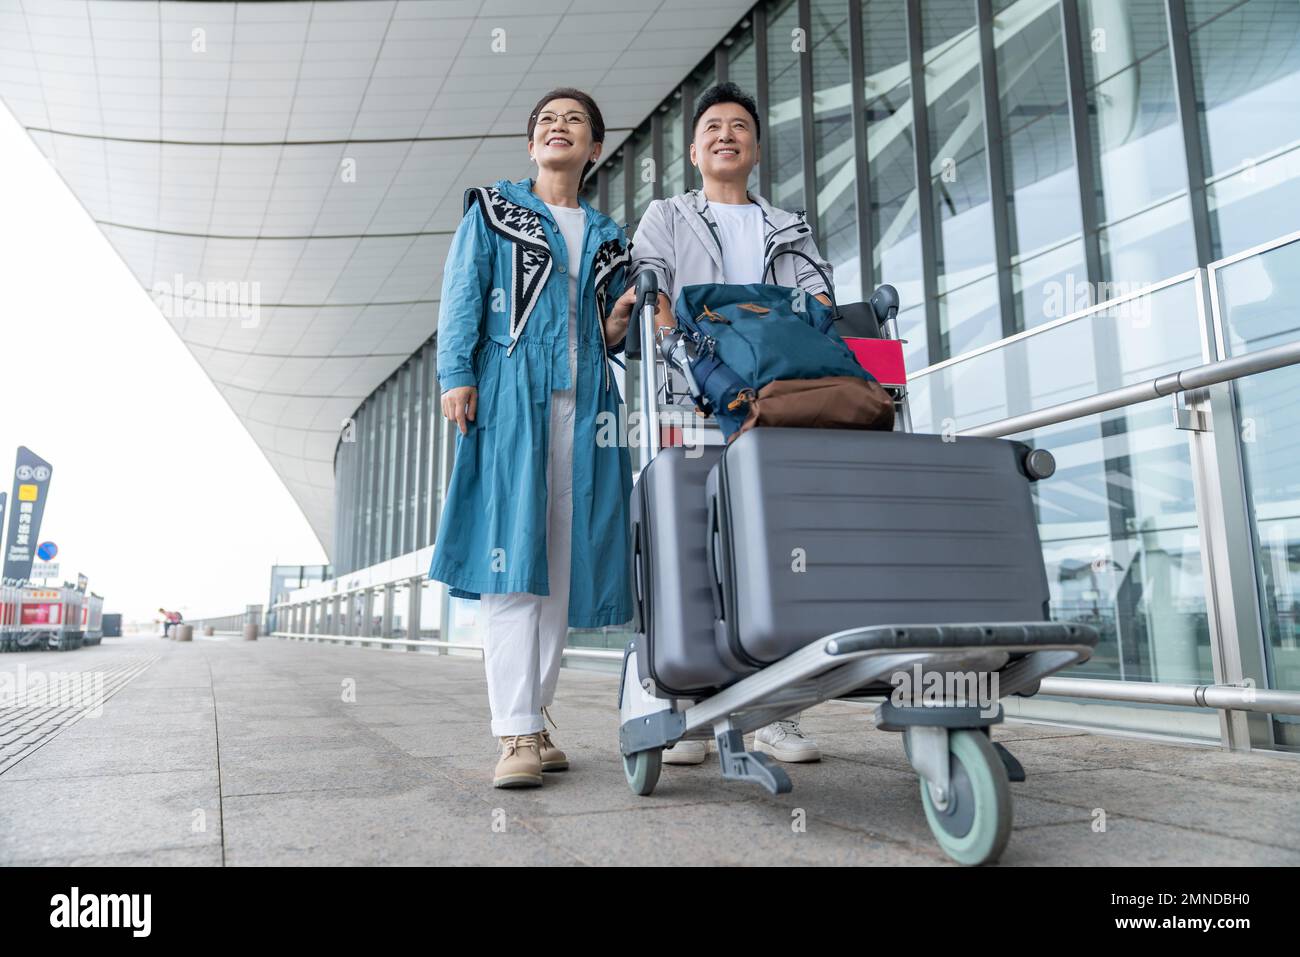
left=587, top=0, right=1300, bottom=361
left=293, top=0, right=1300, bottom=746
left=333, top=337, right=442, bottom=575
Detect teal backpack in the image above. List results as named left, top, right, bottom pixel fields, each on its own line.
left=671, top=282, right=876, bottom=438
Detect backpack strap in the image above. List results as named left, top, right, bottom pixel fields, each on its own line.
left=764, top=247, right=839, bottom=331
left=691, top=352, right=754, bottom=415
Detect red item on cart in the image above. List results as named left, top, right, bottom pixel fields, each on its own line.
left=843, top=337, right=907, bottom=389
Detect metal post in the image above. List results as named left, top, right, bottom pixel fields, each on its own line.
left=797, top=0, right=818, bottom=236
left=1200, top=269, right=1278, bottom=749
left=847, top=0, right=873, bottom=292
left=1060, top=0, right=1104, bottom=284
left=754, top=4, right=771, bottom=200
left=407, top=575, right=421, bottom=650
left=382, top=583, right=395, bottom=639
left=905, top=0, right=943, bottom=365
left=439, top=582, right=451, bottom=656
left=976, top=0, right=1017, bottom=339
left=1165, top=0, right=1215, bottom=265
left=1184, top=377, right=1264, bottom=750
left=650, top=109, right=664, bottom=201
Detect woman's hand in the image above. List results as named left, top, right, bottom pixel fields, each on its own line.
left=604, top=285, right=637, bottom=348
left=441, top=386, right=478, bottom=435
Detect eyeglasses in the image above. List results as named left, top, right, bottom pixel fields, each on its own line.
left=534, top=110, right=589, bottom=127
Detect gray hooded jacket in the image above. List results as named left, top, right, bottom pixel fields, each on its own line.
left=630, top=189, right=833, bottom=308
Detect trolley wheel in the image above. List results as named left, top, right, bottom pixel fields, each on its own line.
left=919, top=729, right=1012, bottom=866
left=622, top=748, right=662, bottom=796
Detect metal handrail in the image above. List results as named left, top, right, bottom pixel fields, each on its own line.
left=1038, top=677, right=1300, bottom=716
left=271, top=631, right=623, bottom=660
left=950, top=328, right=1300, bottom=728
left=959, top=337, right=1300, bottom=438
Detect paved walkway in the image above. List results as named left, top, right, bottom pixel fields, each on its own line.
left=2, top=634, right=1299, bottom=866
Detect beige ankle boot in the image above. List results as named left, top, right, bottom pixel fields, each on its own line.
left=493, top=734, right=543, bottom=788
left=538, top=707, right=568, bottom=772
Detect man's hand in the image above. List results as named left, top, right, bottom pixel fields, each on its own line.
left=604, top=285, right=636, bottom=347
left=441, top=386, right=477, bottom=435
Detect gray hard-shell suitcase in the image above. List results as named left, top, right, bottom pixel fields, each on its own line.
left=706, top=427, right=1054, bottom=670
left=629, top=444, right=735, bottom=697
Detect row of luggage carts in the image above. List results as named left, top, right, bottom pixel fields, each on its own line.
left=616, top=276, right=1099, bottom=865
left=0, top=581, right=104, bottom=652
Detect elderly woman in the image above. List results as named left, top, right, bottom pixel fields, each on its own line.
left=429, top=88, right=637, bottom=788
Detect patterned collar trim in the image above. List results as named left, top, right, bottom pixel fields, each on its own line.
left=464, top=185, right=553, bottom=356
left=592, top=236, right=631, bottom=318
left=591, top=236, right=632, bottom=391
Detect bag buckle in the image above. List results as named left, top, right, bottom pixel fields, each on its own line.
left=727, top=388, right=757, bottom=412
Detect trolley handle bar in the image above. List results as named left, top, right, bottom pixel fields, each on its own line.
left=624, top=271, right=659, bottom=361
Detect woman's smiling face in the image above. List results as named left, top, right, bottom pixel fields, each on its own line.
left=529, top=97, right=599, bottom=173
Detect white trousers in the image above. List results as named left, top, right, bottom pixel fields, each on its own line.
left=480, top=386, right=575, bottom=737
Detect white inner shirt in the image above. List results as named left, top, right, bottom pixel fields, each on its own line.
left=709, top=200, right=767, bottom=285
left=545, top=202, right=586, bottom=384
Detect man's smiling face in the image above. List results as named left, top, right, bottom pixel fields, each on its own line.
left=691, top=102, right=759, bottom=184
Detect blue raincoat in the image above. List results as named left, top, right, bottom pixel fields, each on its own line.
left=428, top=178, right=634, bottom=628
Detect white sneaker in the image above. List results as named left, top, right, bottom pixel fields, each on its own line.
left=754, top=719, right=822, bottom=763
left=662, top=739, right=708, bottom=765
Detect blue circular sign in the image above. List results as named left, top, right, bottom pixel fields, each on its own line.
left=37, top=541, right=58, bottom=561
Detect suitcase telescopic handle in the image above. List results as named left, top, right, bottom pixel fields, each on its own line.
left=630, top=519, right=645, bottom=631
left=627, top=271, right=663, bottom=464
left=706, top=493, right=726, bottom=623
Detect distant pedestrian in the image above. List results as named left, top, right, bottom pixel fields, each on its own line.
left=158, top=607, right=182, bottom=636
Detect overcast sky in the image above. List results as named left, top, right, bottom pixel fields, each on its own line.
left=0, top=103, right=327, bottom=626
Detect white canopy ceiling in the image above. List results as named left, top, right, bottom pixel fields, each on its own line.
left=0, top=0, right=753, bottom=555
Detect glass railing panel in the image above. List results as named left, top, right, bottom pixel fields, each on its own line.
left=908, top=275, right=1205, bottom=434
left=1212, top=234, right=1300, bottom=746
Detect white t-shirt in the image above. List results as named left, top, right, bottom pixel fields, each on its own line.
left=545, top=202, right=586, bottom=385
left=709, top=200, right=766, bottom=285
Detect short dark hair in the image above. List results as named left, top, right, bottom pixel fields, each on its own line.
left=527, top=87, right=606, bottom=181
left=692, top=82, right=761, bottom=142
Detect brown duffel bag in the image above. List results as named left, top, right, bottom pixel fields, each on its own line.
left=730, top=376, right=895, bottom=441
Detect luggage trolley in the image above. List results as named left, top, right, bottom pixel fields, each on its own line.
left=617, top=273, right=1098, bottom=866
left=15, top=585, right=84, bottom=651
